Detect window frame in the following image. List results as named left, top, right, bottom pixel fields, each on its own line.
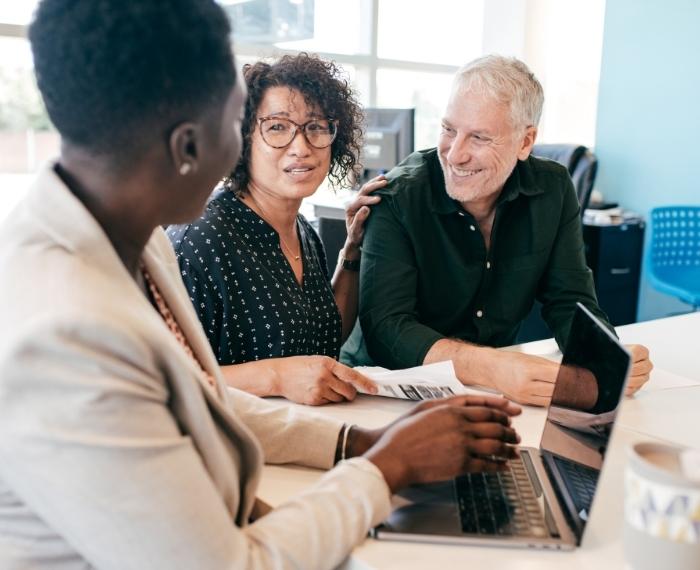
left=0, top=0, right=606, bottom=148
left=231, top=0, right=462, bottom=108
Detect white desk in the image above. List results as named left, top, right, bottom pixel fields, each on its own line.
left=258, top=312, right=700, bottom=569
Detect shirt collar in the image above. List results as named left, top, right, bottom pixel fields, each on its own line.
left=429, top=153, right=546, bottom=215
left=211, top=190, right=278, bottom=240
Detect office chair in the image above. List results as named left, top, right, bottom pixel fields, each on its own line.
left=645, top=206, right=700, bottom=310
left=531, top=143, right=598, bottom=212
left=570, top=149, right=598, bottom=212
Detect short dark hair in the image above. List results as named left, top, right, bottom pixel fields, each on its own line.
left=226, top=53, right=363, bottom=192
left=29, top=0, right=235, bottom=160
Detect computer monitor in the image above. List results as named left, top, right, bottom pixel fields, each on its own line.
left=361, top=108, right=415, bottom=181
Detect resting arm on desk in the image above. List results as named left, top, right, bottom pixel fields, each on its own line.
left=357, top=192, right=560, bottom=407
left=534, top=182, right=652, bottom=394
left=0, top=319, right=525, bottom=569
left=425, top=339, right=559, bottom=407
left=239, top=394, right=522, bottom=570
left=0, top=320, right=393, bottom=570
left=174, top=232, right=379, bottom=406
left=220, top=356, right=378, bottom=406
left=0, top=318, right=517, bottom=570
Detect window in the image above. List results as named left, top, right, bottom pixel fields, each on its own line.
left=377, top=0, right=484, bottom=66
left=0, top=2, right=40, bottom=26
left=524, top=0, right=606, bottom=146
left=224, top=0, right=370, bottom=55
left=376, top=68, right=453, bottom=149
left=0, top=33, right=58, bottom=221
left=0, top=0, right=606, bottom=218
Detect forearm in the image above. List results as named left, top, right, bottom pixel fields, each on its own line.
left=248, top=458, right=391, bottom=568
left=424, top=338, right=501, bottom=390
left=331, top=241, right=361, bottom=342
left=220, top=360, right=280, bottom=397
left=229, top=387, right=343, bottom=469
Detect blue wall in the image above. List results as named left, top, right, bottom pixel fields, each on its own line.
left=595, top=0, right=700, bottom=320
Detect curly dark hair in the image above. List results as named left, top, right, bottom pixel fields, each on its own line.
left=226, top=53, right=364, bottom=193
left=29, top=0, right=235, bottom=162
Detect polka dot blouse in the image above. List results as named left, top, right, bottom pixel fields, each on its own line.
left=167, top=189, right=342, bottom=365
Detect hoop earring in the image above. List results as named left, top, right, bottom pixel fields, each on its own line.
left=179, top=163, right=192, bottom=176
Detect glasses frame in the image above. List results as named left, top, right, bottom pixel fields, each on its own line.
left=256, top=116, right=339, bottom=149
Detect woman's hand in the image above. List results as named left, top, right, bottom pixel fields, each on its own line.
left=270, top=355, right=377, bottom=406
left=343, top=175, right=387, bottom=255
left=352, top=395, right=522, bottom=493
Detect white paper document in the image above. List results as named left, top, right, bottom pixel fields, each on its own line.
left=355, top=361, right=468, bottom=401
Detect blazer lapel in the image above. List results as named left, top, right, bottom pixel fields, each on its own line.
left=141, top=230, right=228, bottom=400
left=141, top=229, right=264, bottom=521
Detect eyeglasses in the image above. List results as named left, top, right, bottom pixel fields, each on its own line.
left=257, top=116, right=338, bottom=149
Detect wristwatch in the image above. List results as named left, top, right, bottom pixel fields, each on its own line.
left=338, top=251, right=361, bottom=272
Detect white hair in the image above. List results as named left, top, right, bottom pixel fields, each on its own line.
left=452, top=54, right=544, bottom=129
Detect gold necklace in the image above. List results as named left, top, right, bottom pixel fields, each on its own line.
left=244, top=193, right=301, bottom=261
left=278, top=233, right=301, bottom=261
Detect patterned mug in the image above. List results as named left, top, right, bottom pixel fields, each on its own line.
left=624, top=442, right=700, bottom=570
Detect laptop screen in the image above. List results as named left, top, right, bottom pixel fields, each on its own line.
left=538, top=303, right=631, bottom=534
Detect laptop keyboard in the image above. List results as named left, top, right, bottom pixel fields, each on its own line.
left=455, top=457, right=548, bottom=537
left=552, top=456, right=598, bottom=515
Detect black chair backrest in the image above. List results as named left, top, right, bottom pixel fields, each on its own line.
left=570, top=149, right=597, bottom=212
left=531, top=143, right=597, bottom=213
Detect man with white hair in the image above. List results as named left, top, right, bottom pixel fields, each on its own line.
left=343, top=55, right=652, bottom=406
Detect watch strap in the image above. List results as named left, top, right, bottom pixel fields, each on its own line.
left=339, top=253, right=361, bottom=272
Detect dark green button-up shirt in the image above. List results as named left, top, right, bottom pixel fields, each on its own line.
left=341, top=148, right=612, bottom=369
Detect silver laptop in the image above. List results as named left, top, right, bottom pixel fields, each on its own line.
left=372, top=303, right=631, bottom=550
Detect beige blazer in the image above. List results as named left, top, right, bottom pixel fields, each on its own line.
left=0, top=166, right=391, bottom=570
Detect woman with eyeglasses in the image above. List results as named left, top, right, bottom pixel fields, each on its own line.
left=168, top=54, right=387, bottom=405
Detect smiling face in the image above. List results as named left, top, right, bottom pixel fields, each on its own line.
left=247, top=86, right=332, bottom=201
left=437, top=87, right=536, bottom=207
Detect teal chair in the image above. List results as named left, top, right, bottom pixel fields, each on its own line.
left=646, top=206, right=700, bottom=310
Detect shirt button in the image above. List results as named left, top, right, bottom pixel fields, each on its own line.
left=476, top=310, right=484, bottom=318
left=469, top=224, right=476, bottom=231
left=486, top=261, right=491, bottom=269
left=458, top=211, right=465, bottom=217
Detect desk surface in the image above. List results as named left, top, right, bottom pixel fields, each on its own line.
left=258, top=312, right=700, bottom=569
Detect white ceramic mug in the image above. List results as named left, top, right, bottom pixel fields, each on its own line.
left=624, top=442, right=700, bottom=570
